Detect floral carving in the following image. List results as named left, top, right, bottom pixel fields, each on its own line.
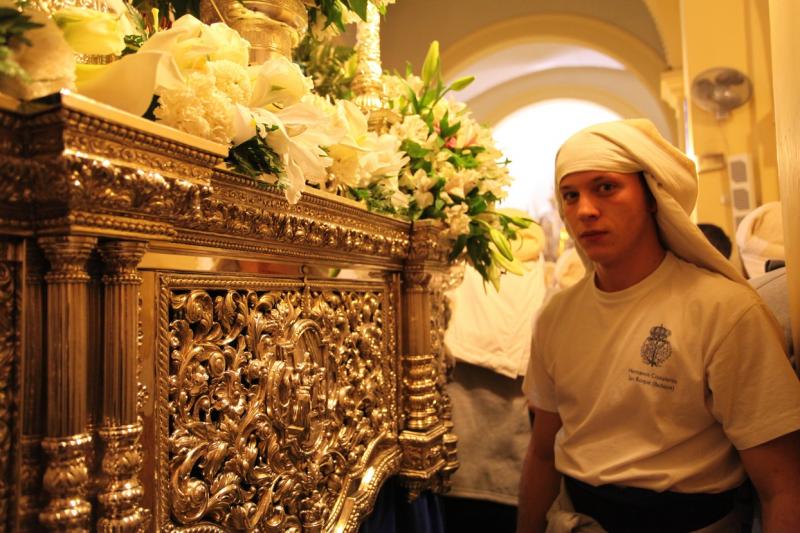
left=165, top=286, right=396, bottom=530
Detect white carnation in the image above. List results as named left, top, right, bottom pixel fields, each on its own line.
left=208, top=60, right=251, bottom=105
left=155, top=71, right=235, bottom=144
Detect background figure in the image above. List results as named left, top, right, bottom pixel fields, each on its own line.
left=736, top=201, right=784, bottom=278
left=738, top=202, right=794, bottom=372
left=442, top=210, right=548, bottom=533
left=552, top=246, right=585, bottom=290
left=698, top=222, right=732, bottom=259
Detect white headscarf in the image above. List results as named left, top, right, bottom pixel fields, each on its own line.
left=736, top=201, right=784, bottom=277
left=555, top=119, right=746, bottom=286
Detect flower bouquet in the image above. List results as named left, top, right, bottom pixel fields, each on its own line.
left=359, top=41, right=532, bottom=288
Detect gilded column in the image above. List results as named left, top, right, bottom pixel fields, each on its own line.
left=352, top=1, right=398, bottom=133
left=96, top=240, right=148, bottom=532
left=398, top=221, right=452, bottom=499
left=38, top=235, right=97, bottom=531
left=19, top=243, right=47, bottom=531
left=352, top=2, right=384, bottom=114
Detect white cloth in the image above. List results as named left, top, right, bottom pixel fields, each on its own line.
left=545, top=480, right=606, bottom=533
left=554, top=118, right=746, bottom=287
left=736, top=201, right=784, bottom=277
left=445, top=260, right=547, bottom=378
left=523, top=252, right=800, bottom=493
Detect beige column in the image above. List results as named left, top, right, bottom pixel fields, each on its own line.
left=97, top=240, right=148, bottom=531
left=768, top=0, right=800, bottom=366
left=38, top=235, right=97, bottom=531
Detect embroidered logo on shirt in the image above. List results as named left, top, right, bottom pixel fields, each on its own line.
left=640, top=324, right=672, bottom=367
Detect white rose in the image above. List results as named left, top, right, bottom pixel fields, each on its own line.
left=359, top=133, right=408, bottom=183
left=204, top=23, right=250, bottom=66
left=444, top=204, right=471, bottom=238
left=250, top=55, right=313, bottom=109
left=139, top=15, right=249, bottom=74
left=53, top=6, right=126, bottom=56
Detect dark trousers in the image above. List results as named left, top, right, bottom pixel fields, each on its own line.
left=442, top=496, right=517, bottom=533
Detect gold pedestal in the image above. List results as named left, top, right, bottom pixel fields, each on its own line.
left=200, top=0, right=308, bottom=63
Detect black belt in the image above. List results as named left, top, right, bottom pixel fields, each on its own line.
left=563, top=475, right=738, bottom=532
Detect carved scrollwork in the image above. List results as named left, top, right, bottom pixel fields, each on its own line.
left=163, top=284, right=397, bottom=531
left=182, top=173, right=411, bottom=262
left=0, top=152, right=212, bottom=236
left=407, top=220, right=449, bottom=265
left=0, top=258, right=17, bottom=527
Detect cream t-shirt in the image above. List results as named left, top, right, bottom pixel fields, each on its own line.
left=523, top=252, right=800, bottom=493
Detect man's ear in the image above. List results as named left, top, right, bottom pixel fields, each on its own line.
left=639, top=172, right=657, bottom=213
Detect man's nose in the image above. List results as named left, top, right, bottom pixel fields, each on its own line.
left=576, top=195, right=600, bottom=218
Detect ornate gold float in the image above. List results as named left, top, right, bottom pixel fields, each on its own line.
left=0, top=90, right=458, bottom=531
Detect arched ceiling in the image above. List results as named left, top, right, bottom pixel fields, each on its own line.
left=380, top=0, right=666, bottom=74
left=376, top=0, right=676, bottom=142
left=447, top=43, right=625, bottom=103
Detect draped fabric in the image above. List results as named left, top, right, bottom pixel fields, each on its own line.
left=554, top=119, right=747, bottom=287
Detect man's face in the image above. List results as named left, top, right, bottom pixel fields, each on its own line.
left=559, top=170, right=659, bottom=268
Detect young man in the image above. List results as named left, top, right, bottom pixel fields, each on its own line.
left=517, top=119, right=800, bottom=533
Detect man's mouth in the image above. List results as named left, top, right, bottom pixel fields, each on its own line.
left=580, top=230, right=607, bottom=238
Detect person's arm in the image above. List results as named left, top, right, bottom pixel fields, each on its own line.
left=517, top=407, right=562, bottom=533
left=739, top=430, right=800, bottom=532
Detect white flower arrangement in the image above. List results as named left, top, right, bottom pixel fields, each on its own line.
left=0, top=4, right=529, bottom=286
left=373, top=42, right=532, bottom=286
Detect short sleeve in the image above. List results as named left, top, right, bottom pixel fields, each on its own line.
left=522, top=312, right=558, bottom=412
left=706, top=302, right=800, bottom=450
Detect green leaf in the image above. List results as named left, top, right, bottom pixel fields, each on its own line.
left=419, top=88, right=437, bottom=109
left=347, top=0, right=369, bottom=21
left=448, top=234, right=468, bottom=261
left=467, top=195, right=487, bottom=216
left=440, top=119, right=461, bottom=140
left=401, top=139, right=431, bottom=159
left=226, top=128, right=284, bottom=181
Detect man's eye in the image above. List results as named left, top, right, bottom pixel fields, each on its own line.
left=598, top=182, right=616, bottom=193
left=562, top=191, right=578, bottom=203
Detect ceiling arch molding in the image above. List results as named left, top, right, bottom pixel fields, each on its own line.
left=441, top=14, right=668, bottom=103
left=465, top=67, right=674, bottom=143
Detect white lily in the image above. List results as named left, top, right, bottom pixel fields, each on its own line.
left=76, top=51, right=184, bottom=117
left=53, top=6, right=126, bottom=56
left=139, top=15, right=249, bottom=73
left=250, top=55, right=313, bottom=109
